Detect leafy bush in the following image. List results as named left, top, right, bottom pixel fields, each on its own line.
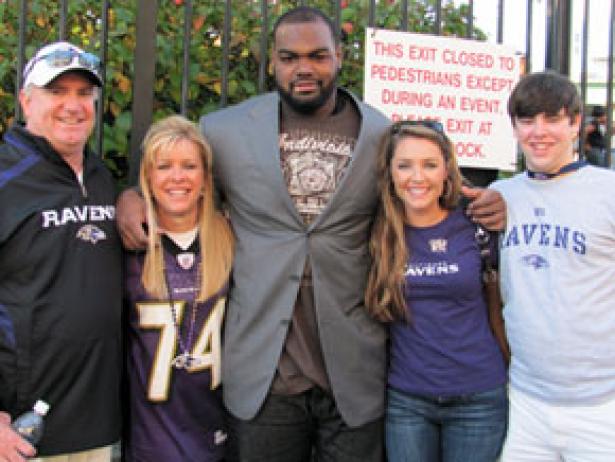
left=0, top=0, right=483, bottom=184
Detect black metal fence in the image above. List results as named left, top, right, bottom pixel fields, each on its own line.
left=8, top=0, right=615, bottom=180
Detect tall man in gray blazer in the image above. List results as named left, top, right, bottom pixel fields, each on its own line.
left=204, top=8, right=390, bottom=460
left=118, top=6, right=506, bottom=461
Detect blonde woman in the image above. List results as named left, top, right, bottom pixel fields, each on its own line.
left=124, top=115, right=233, bottom=461
left=366, top=121, right=507, bottom=462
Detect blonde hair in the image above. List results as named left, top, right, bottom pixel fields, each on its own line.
left=365, top=124, right=462, bottom=322
left=139, top=115, right=234, bottom=302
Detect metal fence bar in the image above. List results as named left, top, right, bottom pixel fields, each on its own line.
left=466, top=0, right=474, bottom=38
left=333, top=0, right=341, bottom=37
left=180, top=0, right=193, bottom=115
left=545, top=0, right=571, bottom=73
left=59, top=0, right=68, bottom=41
left=400, top=0, right=408, bottom=32
left=14, top=0, right=28, bottom=122
left=368, top=0, right=375, bottom=28
left=220, top=0, right=231, bottom=108
left=526, top=0, right=533, bottom=72
left=95, top=0, right=110, bottom=158
left=578, top=0, right=589, bottom=160
left=561, top=0, right=572, bottom=74
left=128, top=0, right=158, bottom=185
left=258, top=0, right=269, bottom=93
left=606, top=0, right=615, bottom=164
left=544, top=0, right=555, bottom=69
left=497, top=0, right=504, bottom=44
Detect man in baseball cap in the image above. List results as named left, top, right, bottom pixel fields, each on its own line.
left=0, top=41, right=121, bottom=461
left=23, top=41, right=103, bottom=88
left=18, top=41, right=103, bottom=170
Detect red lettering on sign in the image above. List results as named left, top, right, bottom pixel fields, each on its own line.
left=441, top=50, right=494, bottom=68
left=446, top=118, right=474, bottom=134
left=466, top=74, right=514, bottom=92
left=459, top=97, right=501, bottom=114
left=456, top=142, right=485, bottom=158
left=381, top=89, right=433, bottom=108
left=373, top=41, right=404, bottom=58
left=407, top=45, right=437, bottom=61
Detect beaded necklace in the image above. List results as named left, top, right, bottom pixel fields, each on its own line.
left=162, top=234, right=204, bottom=370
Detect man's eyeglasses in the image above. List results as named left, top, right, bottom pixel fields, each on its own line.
left=24, top=49, right=101, bottom=79
left=391, top=119, right=445, bottom=136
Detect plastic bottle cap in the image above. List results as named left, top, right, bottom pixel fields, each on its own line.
left=33, top=400, right=50, bottom=416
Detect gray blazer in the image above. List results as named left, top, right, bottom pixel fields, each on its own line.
left=200, top=89, right=390, bottom=427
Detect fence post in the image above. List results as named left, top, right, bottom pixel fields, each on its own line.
left=129, top=0, right=159, bottom=185
left=607, top=0, right=615, bottom=166
left=14, top=0, right=28, bottom=122
left=545, top=0, right=571, bottom=73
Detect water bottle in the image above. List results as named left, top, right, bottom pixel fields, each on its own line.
left=11, top=400, right=50, bottom=445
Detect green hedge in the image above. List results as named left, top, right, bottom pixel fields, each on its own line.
left=0, top=0, right=483, bottom=184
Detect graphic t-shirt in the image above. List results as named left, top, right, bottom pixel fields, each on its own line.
left=272, top=91, right=361, bottom=395
left=279, top=95, right=360, bottom=225
left=492, top=166, right=615, bottom=404
left=388, top=207, right=507, bottom=397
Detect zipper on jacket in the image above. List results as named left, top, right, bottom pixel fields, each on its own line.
left=75, top=170, right=88, bottom=198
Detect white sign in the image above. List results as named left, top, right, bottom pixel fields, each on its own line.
left=364, top=28, right=521, bottom=171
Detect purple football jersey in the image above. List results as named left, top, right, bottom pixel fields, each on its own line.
left=124, top=236, right=228, bottom=461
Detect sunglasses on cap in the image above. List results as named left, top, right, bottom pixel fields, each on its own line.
left=390, top=119, right=445, bottom=135
left=24, top=49, right=101, bottom=79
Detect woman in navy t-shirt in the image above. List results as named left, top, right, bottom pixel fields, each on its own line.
left=366, top=121, right=508, bottom=462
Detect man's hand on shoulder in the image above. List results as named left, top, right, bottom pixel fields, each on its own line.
left=0, top=412, right=36, bottom=461
left=462, top=186, right=506, bottom=231
left=116, top=188, right=148, bottom=250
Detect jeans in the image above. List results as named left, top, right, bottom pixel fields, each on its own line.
left=386, top=385, right=508, bottom=462
left=226, top=387, right=384, bottom=462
